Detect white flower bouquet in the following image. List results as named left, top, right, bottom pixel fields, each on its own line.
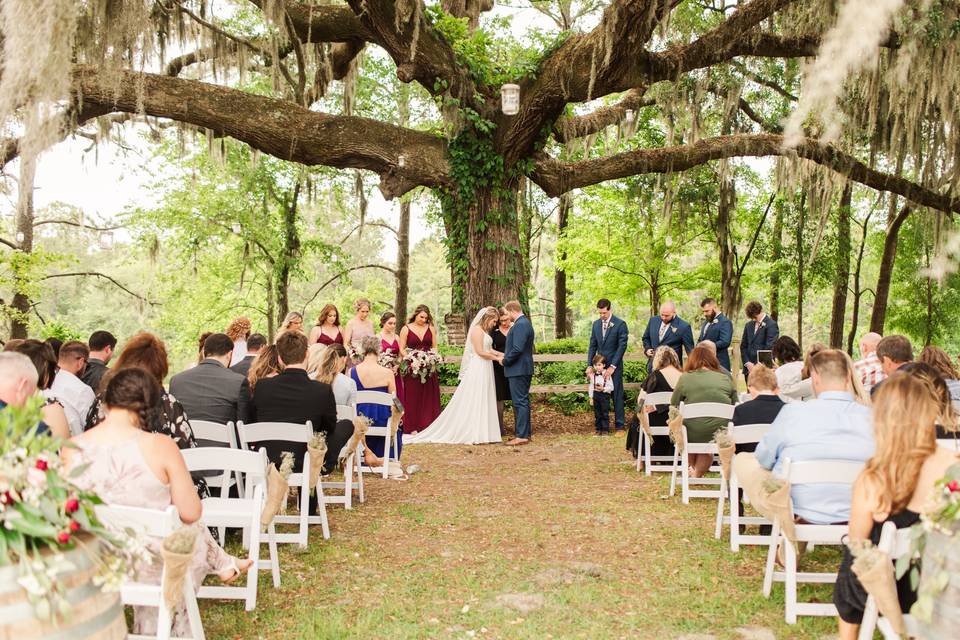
left=400, top=349, right=444, bottom=383
left=378, top=349, right=400, bottom=373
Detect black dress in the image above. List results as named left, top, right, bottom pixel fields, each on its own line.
left=490, top=328, right=511, bottom=402
left=833, top=509, right=921, bottom=624
left=626, top=370, right=674, bottom=457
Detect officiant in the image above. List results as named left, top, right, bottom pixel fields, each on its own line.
left=698, top=297, right=733, bottom=371
left=641, top=301, right=694, bottom=372
left=586, top=299, right=629, bottom=432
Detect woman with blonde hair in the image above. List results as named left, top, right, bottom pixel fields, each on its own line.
left=918, top=344, right=960, bottom=400
left=309, top=304, right=343, bottom=346
left=247, top=343, right=283, bottom=395
left=278, top=312, right=305, bottom=337
left=342, top=298, right=375, bottom=354
left=627, top=346, right=681, bottom=460
left=225, top=316, right=252, bottom=366
left=834, top=373, right=959, bottom=639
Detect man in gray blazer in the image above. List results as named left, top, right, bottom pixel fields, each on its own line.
left=170, top=333, right=250, bottom=426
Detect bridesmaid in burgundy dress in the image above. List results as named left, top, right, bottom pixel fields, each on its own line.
left=378, top=312, right=404, bottom=406
left=398, top=305, right=441, bottom=434
left=309, top=303, right=344, bottom=346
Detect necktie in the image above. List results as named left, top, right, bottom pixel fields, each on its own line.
left=602, top=320, right=609, bottom=339
left=658, top=321, right=669, bottom=341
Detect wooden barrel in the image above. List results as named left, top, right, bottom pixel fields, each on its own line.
left=0, top=536, right=127, bottom=640
left=918, top=528, right=960, bottom=640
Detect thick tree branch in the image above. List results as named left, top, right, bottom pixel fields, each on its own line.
left=41, top=272, right=159, bottom=304
left=553, top=87, right=656, bottom=143
left=33, top=219, right=125, bottom=231
left=250, top=0, right=369, bottom=43
left=531, top=133, right=960, bottom=216
left=72, top=66, right=450, bottom=199
left=0, top=237, right=17, bottom=250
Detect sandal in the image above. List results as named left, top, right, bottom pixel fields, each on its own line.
left=218, top=557, right=252, bottom=584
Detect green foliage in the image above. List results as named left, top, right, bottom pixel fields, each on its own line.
left=37, top=321, right=82, bottom=342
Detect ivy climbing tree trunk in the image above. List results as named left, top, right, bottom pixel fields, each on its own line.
left=716, top=175, right=741, bottom=318
left=769, top=199, right=783, bottom=321
left=554, top=192, right=572, bottom=339
left=9, top=153, right=37, bottom=339
left=829, top=183, right=852, bottom=348
left=394, top=199, right=410, bottom=322
left=870, top=201, right=912, bottom=334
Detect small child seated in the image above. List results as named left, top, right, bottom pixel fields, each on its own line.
left=588, top=353, right=615, bottom=435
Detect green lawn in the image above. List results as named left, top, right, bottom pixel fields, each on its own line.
left=200, top=418, right=840, bottom=639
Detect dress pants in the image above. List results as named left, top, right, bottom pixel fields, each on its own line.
left=593, top=391, right=610, bottom=433
left=507, top=375, right=532, bottom=439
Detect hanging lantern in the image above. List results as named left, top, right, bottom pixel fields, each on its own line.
left=15, top=231, right=24, bottom=243
left=624, top=109, right=635, bottom=124
left=501, top=83, right=520, bottom=115
left=231, top=222, right=242, bottom=234
left=398, top=154, right=406, bottom=168
left=99, top=231, right=114, bottom=250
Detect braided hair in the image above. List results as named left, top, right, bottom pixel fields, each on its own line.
left=101, top=368, right=163, bottom=430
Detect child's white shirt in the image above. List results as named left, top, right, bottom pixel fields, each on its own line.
left=587, top=371, right=614, bottom=398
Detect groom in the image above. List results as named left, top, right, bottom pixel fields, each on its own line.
left=502, top=300, right=534, bottom=446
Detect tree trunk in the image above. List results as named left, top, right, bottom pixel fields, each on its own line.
left=846, top=208, right=873, bottom=355
left=796, top=192, right=806, bottom=350
left=829, top=183, right=852, bottom=348
left=9, top=153, right=37, bottom=339
left=869, top=202, right=912, bottom=334
left=274, top=182, right=302, bottom=327
left=769, top=199, right=783, bottom=321
left=717, top=176, right=741, bottom=318
left=554, top=192, right=572, bottom=339
left=394, top=199, right=410, bottom=322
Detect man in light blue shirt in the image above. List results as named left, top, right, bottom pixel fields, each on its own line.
left=754, top=349, right=874, bottom=524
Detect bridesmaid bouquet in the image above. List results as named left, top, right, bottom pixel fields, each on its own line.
left=378, top=350, right=400, bottom=373
left=400, top=349, right=443, bottom=383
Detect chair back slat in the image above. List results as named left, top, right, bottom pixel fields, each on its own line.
left=937, top=437, right=959, bottom=452
left=728, top=423, right=771, bottom=445
left=182, top=446, right=269, bottom=476
left=191, top=420, right=238, bottom=448
left=680, top=402, right=735, bottom=420
left=355, top=390, right=393, bottom=406
left=783, top=458, right=864, bottom=485
left=336, top=404, right=357, bottom=420
left=642, top=392, right=673, bottom=407
left=237, top=422, right=313, bottom=449
left=95, top=504, right=180, bottom=537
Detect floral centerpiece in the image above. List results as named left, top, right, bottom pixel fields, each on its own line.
left=1, top=396, right=141, bottom=622
left=400, top=349, right=444, bottom=383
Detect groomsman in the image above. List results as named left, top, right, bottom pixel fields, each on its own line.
left=698, top=297, right=733, bottom=371
left=586, top=298, right=629, bottom=432
left=739, top=300, right=779, bottom=377
left=641, top=301, right=694, bottom=372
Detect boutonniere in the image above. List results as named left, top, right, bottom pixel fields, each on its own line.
left=711, top=318, right=718, bottom=325
left=760, top=322, right=766, bottom=329
left=671, top=326, right=677, bottom=333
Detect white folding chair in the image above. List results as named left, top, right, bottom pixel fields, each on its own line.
left=237, top=421, right=329, bottom=543
left=180, top=447, right=278, bottom=610
left=937, top=437, right=959, bottom=451
left=637, top=391, right=674, bottom=474
left=717, top=422, right=774, bottom=550
left=356, top=390, right=399, bottom=479
left=859, top=521, right=920, bottom=640
left=669, top=402, right=734, bottom=504
left=321, top=404, right=365, bottom=509
left=761, top=457, right=864, bottom=623
left=189, top=420, right=243, bottom=540
left=94, top=504, right=205, bottom=640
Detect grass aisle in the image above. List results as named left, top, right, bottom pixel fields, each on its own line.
left=204, top=410, right=839, bottom=639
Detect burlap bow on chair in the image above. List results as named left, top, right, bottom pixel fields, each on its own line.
left=339, top=416, right=370, bottom=468
left=714, top=428, right=736, bottom=481
left=639, top=405, right=653, bottom=441
left=733, top=452, right=796, bottom=541
left=261, top=462, right=290, bottom=528
left=160, top=526, right=199, bottom=609
left=307, top=432, right=328, bottom=492
left=851, top=542, right=906, bottom=634
left=667, top=406, right=684, bottom=446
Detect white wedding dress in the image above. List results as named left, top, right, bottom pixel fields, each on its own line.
left=406, top=331, right=501, bottom=445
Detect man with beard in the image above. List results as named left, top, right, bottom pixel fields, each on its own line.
left=698, top=297, right=733, bottom=372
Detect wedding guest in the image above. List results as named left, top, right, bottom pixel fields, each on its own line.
left=739, top=300, right=779, bottom=378
left=170, top=333, right=249, bottom=426
left=230, top=333, right=266, bottom=379
left=278, top=311, right=305, bottom=337
left=309, top=304, right=343, bottom=346
left=314, top=343, right=356, bottom=407
left=491, top=308, right=512, bottom=434
left=918, top=345, right=960, bottom=400
left=190, top=332, right=213, bottom=368
left=352, top=336, right=397, bottom=462
left=642, top=301, right=694, bottom=372
left=754, top=349, right=873, bottom=524
left=398, top=304, right=441, bottom=433
left=225, top=316, right=252, bottom=367
left=834, top=374, right=958, bottom=639
left=45, top=337, right=63, bottom=359
left=247, top=343, right=283, bottom=397
left=671, top=344, right=738, bottom=477
left=870, top=334, right=913, bottom=396
left=1, top=338, right=25, bottom=352
left=853, top=332, right=885, bottom=389
left=343, top=298, right=375, bottom=354
left=628, top=346, right=682, bottom=460
left=698, top=297, right=733, bottom=371
left=699, top=340, right=731, bottom=376
left=586, top=298, right=629, bottom=432
left=251, top=331, right=353, bottom=475
left=49, top=340, right=95, bottom=436
left=10, top=340, right=70, bottom=438
left=63, top=367, right=252, bottom=637
left=771, top=336, right=805, bottom=400
left=379, top=311, right=404, bottom=406
left=789, top=342, right=827, bottom=401
left=731, top=365, right=786, bottom=449
left=0, top=353, right=42, bottom=423
left=82, top=330, right=116, bottom=392
left=588, top=354, right=615, bottom=435
left=899, top=362, right=958, bottom=438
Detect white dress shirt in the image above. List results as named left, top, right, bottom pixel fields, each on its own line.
left=47, top=369, right=96, bottom=436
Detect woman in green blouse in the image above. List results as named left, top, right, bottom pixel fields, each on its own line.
left=671, top=343, right=738, bottom=477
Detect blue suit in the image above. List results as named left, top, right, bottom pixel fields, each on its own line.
left=587, top=315, right=629, bottom=430
left=641, top=316, right=694, bottom=372
left=698, top=313, right=734, bottom=371
left=740, top=314, right=780, bottom=376
left=503, top=314, right=535, bottom=439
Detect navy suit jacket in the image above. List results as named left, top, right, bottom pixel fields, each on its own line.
left=641, top=316, right=694, bottom=369
left=587, top=315, right=628, bottom=376
left=503, top=315, right=535, bottom=378
left=698, top=313, right=734, bottom=371
left=740, top=315, right=780, bottom=373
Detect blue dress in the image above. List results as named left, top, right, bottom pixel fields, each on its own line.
left=351, top=368, right=402, bottom=459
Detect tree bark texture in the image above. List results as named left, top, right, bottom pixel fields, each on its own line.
left=554, top=192, right=572, bottom=339
left=394, top=200, right=411, bottom=322
left=9, top=153, right=37, bottom=339
left=769, top=199, right=784, bottom=321
left=846, top=208, right=873, bottom=355
left=796, top=192, right=806, bottom=350
left=829, top=183, right=852, bottom=348
left=869, top=204, right=912, bottom=334
left=716, top=176, right=742, bottom=318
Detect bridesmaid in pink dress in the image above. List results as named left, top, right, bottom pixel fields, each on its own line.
left=378, top=311, right=405, bottom=407
left=398, top=304, right=441, bottom=434
left=309, top=303, right=344, bottom=346
left=343, top=298, right=375, bottom=356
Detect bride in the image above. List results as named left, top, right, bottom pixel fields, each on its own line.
left=406, top=306, right=503, bottom=444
